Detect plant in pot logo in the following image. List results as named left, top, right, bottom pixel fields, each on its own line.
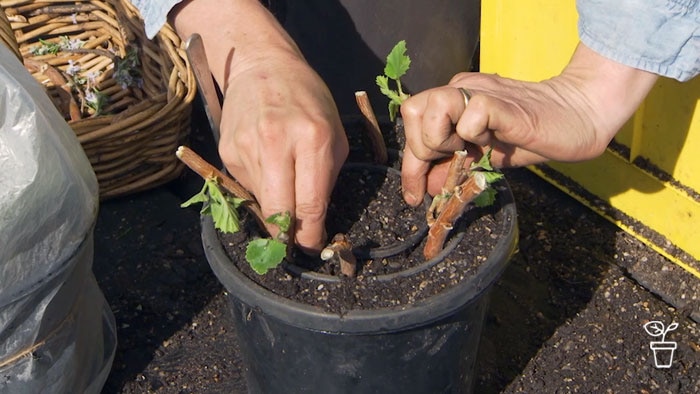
left=643, top=320, right=679, bottom=368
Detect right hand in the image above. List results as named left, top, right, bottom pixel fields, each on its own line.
left=171, top=0, right=349, bottom=253
left=219, top=49, right=349, bottom=253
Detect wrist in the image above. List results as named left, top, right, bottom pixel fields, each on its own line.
left=170, top=0, right=302, bottom=89
left=558, top=43, right=658, bottom=149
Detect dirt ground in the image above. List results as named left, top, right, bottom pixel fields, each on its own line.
left=91, top=107, right=699, bottom=393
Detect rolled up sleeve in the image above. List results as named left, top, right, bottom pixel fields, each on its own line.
left=577, top=0, right=699, bottom=82
left=129, top=0, right=184, bottom=39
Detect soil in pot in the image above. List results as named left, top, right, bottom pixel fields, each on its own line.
left=217, top=161, right=510, bottom=315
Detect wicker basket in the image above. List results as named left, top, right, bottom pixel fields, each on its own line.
left=0, top=7, right=20, bottom=59
left=1, top=0, right=196, bottom=199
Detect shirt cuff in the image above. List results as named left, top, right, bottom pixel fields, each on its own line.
left=577, top=0, right=699, bottom=82
left=130, top=0, right=185, bottom=39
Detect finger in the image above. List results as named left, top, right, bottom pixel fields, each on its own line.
left=219, top=146, right=259, bottom=209
left=419, top=87, right=468, bottom=154
left=401, top=93, right=433, bottom=161
left=425, top=157, right=454, bottom=196
left=402, top=90, right=452, bottom=162
left=401, top=147, right=430, bottom=207
left=293, top=136, right=344, bottom=253
left=254, top=143, right=296, bottom=242
left=455, top=94, right=494, bottom=147
left=488, top=142, right=549, bottom=168
left=455, top=95, right=550, bottom=167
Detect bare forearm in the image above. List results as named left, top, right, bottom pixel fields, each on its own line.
left=169, top=0, right=302, bottom=90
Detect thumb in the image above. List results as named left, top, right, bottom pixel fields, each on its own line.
left=401, top=148, right=430, bottom=207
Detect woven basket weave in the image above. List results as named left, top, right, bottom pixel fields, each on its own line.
left=0, top=7, right=20, bottom=59
left=1, top=0, right=196, bottom=199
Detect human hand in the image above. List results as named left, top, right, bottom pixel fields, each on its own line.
left=400, top=43, right=657, bottom=206
left=171, top=0, right=349, bottom=253
left=220, top=51, right=348, bottom=253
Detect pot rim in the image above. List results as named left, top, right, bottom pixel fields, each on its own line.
left=649, top=341, right=677, bottom=349
left=202, top=180, right=518, bottom=334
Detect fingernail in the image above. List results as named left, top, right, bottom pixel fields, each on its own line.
left=403, top=191, right=419, bottom=206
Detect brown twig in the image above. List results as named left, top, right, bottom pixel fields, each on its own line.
left=426, top=150, right=470, bottom=226
left=26, top=4, right=101, bottom=16
left=24, top=58, right=82, bottom=121
left=321, top=233, right=357, bottom=277
left=355, top=91, right=388, bottom=164
left=423, top=172, right=487, bottom=260
left=175, top=146, right=265, bottom=227
left=64, top=47, right=118, bottom=62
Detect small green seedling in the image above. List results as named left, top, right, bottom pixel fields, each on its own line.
left=181, top=177, right=244, bottom=234
left=376, top=41, right=505, bottom=259
left=377, top=40, right=503, bottom=209
left=245, top=212, right=291, bottom=275
left=181, top=175, right=290, bottom=275
left=469, top=149, right=504, bottom=207
left=376, top=40, right=411, bottom=121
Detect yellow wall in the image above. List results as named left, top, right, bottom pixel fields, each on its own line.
left=481, top=1, right=700, bottom=279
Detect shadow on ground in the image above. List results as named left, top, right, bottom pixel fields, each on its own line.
left=475, top=168, right=615, bottom=392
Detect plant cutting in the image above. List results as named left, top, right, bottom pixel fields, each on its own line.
left=179, top=39, right=518, bottom=394
left=175, top=146, right=290, bottom=275
left=376, top=39, right=411, bottom=122
left=374, top=40, right=505, bottom=260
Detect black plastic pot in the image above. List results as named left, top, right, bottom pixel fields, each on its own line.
left=201, top=173, right=518, bottom=393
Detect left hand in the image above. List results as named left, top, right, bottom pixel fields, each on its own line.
left=400, top=43, right=658, bottom=206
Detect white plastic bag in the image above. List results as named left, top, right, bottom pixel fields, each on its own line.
left=0, top=44, right=116, bottom=394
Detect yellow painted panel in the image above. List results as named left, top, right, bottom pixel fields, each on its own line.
left=532, top=156, right=700, bottom=278
left=638, top=78, right=700, bottom=192
left=480, top=0, right=578, bottom=81
left=614, top=120, right=635, bottom=154
left=481, top=0, right=700, bottom=275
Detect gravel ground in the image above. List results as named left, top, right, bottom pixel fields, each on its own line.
left=91, top=118, right=699, bottom=393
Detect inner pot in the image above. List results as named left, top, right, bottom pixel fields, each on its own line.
left=284, top=162, right=434, bottom=282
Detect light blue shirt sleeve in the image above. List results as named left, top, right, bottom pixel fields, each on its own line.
left=129, top=0, right=184, bottom=39
left=577, top=0, right=699, bottom=82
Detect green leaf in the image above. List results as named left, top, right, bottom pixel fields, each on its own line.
left=377, top=75, right=404, bottom=121
left=471, top=148, right=495, bottom=171
left=470, top=147, right=503, bottom=186
left=38, top=38, right=62, bottom=55
left=180, top=182, right=210, bottom=208
left=383, top=40, right=411, bottom=80
left=208, top=182, right=244, bottom=234
left=265, top=211, right=291, bottom=233
left=483, top=171, right=504, bottom=184
left=376, top=74, right=390, bottom=91
left=181, top=178, right=244, bottom=234
left=376, top=76, right=401, bottom=102
left=473, top=188, right=497, bottom=207
left=246, top=238, right=287, bottom=275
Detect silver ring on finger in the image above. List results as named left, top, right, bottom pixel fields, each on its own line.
left=458, top=87, right=472, bottom=109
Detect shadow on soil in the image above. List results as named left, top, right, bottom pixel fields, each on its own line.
left=92, top=101, right=225, bottom=393
left=474, top=167, right=617, bottom=392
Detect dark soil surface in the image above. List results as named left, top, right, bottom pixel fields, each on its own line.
left=216, top=161, right=506, bottom=314
left=93, top=106, right=699, bottom=393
